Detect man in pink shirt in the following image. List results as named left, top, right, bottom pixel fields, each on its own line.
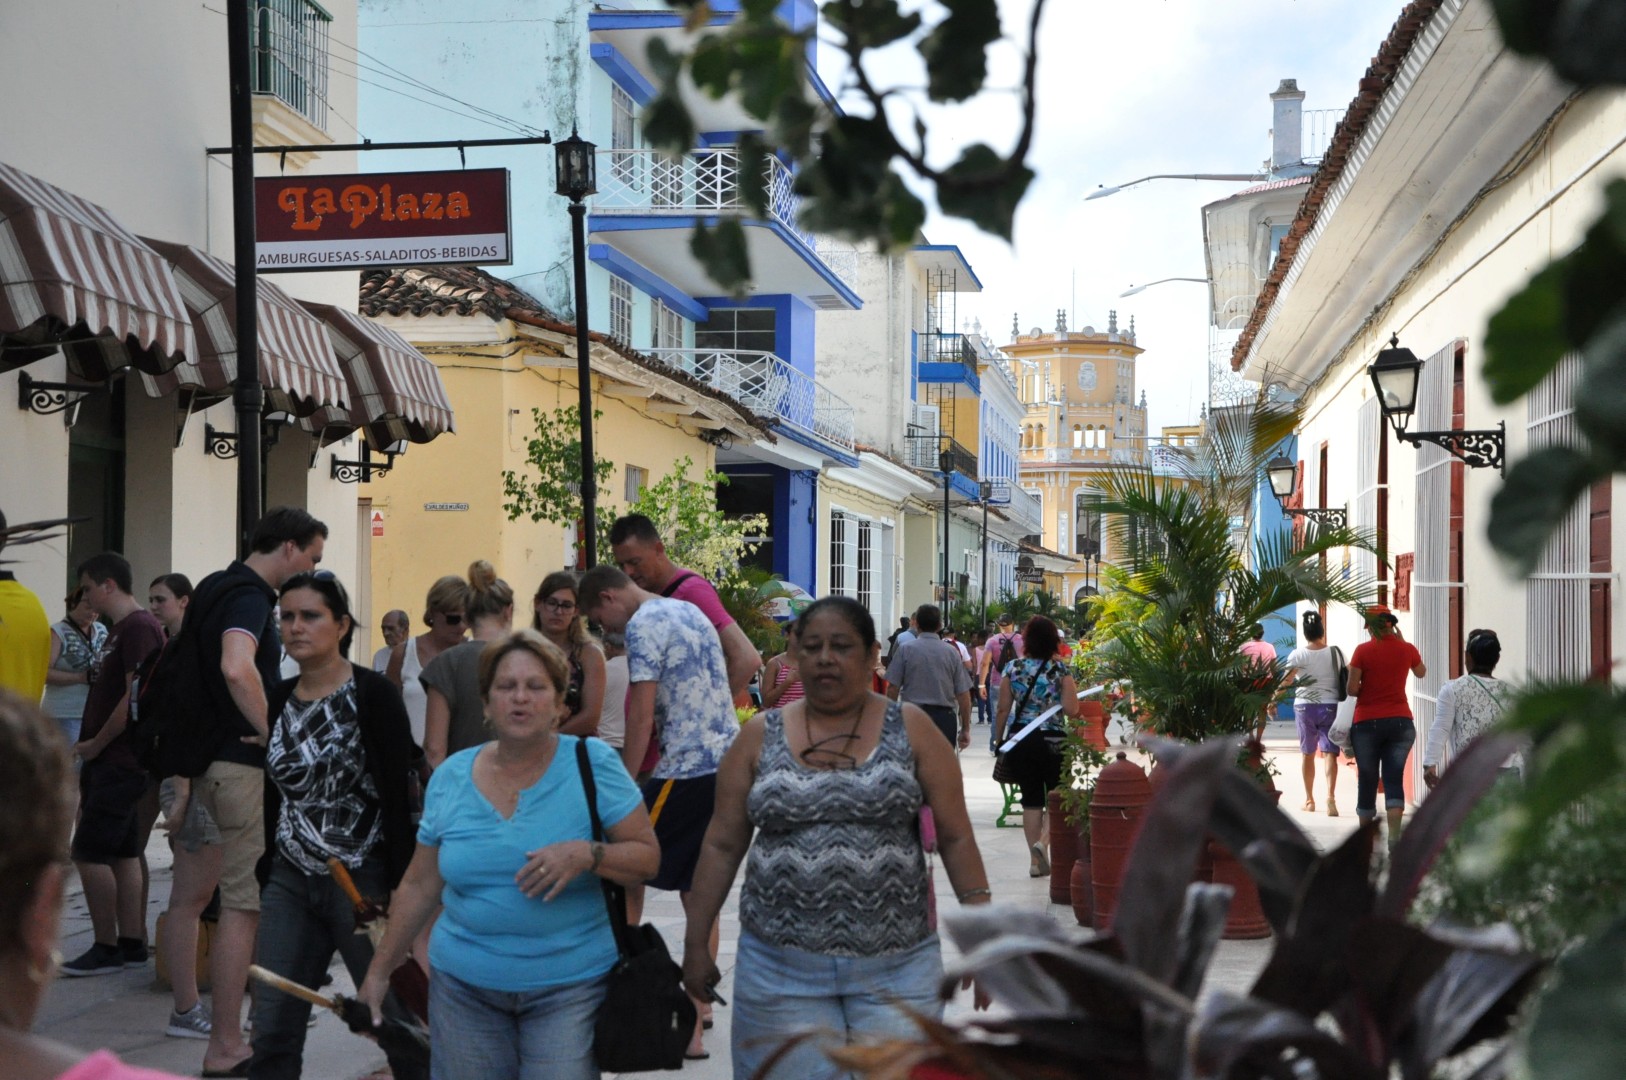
left=1239, top=622, right=1280, bottom=741
left=609, top=514, right=762, bottom=697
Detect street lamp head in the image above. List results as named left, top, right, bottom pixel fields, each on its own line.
left=1265, top=454, right=1298, bottom=501
left=1368, top=335, right=1422, bottom=431
left=1119, top=284, right=1148, bottom=298
left=554, top=128, right=597, bottom=201
left=1084, top=185, right=1122, bottom=201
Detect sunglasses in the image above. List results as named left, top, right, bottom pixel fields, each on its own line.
left=440, top=612, right=464, bottom=625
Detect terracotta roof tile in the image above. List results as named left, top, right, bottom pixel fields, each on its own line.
left=358, top=265, right=771, bottom=438
left=1230, top=0, right=1448, bottom=371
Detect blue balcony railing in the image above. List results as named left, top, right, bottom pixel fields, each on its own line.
left=647, top=347, right=855, bottom=454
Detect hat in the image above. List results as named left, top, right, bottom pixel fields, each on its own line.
left=1363, top=603, right=1399, bottom=624
left=997, top=613, right=1014, bottom=626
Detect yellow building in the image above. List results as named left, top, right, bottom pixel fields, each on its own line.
left=1005, top=313, right=1149, bottom=603
left=356, top=266, right=768, bottom=631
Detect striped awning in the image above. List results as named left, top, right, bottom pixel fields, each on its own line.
left=298, top=302, right=456, bottom=447
left=0, top=160, right=194, bottom=375
left=138, top=239, right=348, bottom=419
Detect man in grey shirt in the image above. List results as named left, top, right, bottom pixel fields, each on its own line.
left=885, top=603, right=972, bottom=749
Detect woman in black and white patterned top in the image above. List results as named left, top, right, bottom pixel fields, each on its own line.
left=681, top=597, right=991, bottom=1080
left=1423, top=628, right=1515, bottom=787
left=250, top=571, right=421, bottom=1079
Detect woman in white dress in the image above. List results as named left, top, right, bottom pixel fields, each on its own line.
left=1423, top=628, right=1511, bottom=788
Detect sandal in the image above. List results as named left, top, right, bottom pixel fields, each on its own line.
left=1302, top=798, right=1315, bottom=812
left=1326, top=797, right=1339, bottom=818
left=1030, top=843, right=1050, bottom=877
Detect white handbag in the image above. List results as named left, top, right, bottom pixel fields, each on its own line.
left=1329, top=698, right=1356, bottom=752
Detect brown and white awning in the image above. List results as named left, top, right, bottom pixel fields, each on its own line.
left=298, top=302, right=456, bottom=447
left=139, top=239, right=348, bottom=419
left=0, top=160, right=194, bottom=375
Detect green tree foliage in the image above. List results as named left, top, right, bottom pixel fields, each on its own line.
left=1090, top=394, right=1379, bottom=743
left=621, top=455, right=769, bottom=584
left=500, top=405, right=616, bottom=548
left=644, top=0, right=1045, bottom=291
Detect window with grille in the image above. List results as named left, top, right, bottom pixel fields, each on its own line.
left=1526, top=354, right=1593, bottom=681
left=695, top=307, right=776, bottom=355
left=652, top=299, right=683, bottom=349
left=624, top=464, right=647, bottom=504
left=1412, top=340, right=1464, bottom=776
left=829, top=512, right=853, bottom=596
left=608, top=275, right=633, bottom=344
left=612, top=86, right=636, bottom=150
left=856, top=519, right=874, bottom=613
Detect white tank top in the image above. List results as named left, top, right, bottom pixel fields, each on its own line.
left=400, top=637, right=427, bottom=745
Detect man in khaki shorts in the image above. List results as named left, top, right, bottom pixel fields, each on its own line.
left=170, top=508, right=326, bottom=1077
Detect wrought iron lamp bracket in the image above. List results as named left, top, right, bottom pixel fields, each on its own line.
left=330, top=454, right=395, bottom=484
left=1394, top=421, right=1506, bottom=475
left=1282, top=506, right=1348, bottom=528
left=17, top=371, right=101, bottom=418
left=204, top=423, right=240, bottom=460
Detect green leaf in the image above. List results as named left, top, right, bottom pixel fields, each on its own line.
left=1533, top=1, right=1626, bottom=84
left=1486, top=446, right=1601, bottom=574
left=639, top=91, right=696, bottom=158
left=1483, top=261, right=1568, bottom=405
left=823, top=0, right=921, bottom=50
left=690, top=218, right=752, bottom=295
left=1575, top=308, right=1626, bottom=459
left=918, top=0, right=1001, bottom=103
left=1517, top=915, right=1626, bottom=1080
left=735, top=135, right=769, bottom=217
left=1487, top=0, right=1557, bottom=55
left=935, top=143, right=1033, bottom=240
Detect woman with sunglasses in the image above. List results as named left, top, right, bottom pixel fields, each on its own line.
left=422, top=561, right=515, bottom=768
left=531, top=571, right=606, bottom=739
left=385, top=575, right=468, bottom=745
left=248, top=571, right=421, bottom=1079
left=681, top=596, right=992, bottom=1079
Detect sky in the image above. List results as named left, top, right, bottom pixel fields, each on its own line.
left=825, top=0, right=1405, bottom=435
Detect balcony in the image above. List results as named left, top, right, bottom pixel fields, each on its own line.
left=915, top=332, right=980, bottom=391
left=253, top=0, right=331, bottom=132
left=591, top=149, right=859, bottom=307
left=647, top=347, right=855, bottom=456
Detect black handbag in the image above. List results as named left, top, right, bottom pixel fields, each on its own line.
left=574, top=740, right=698, bottom=1072
left=993, top=664, right=1045, bottom=784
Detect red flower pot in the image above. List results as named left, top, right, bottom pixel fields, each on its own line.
left=1047, top=789, right=1076, bottom=905
left=1070, top=830, right=1094, bottom=927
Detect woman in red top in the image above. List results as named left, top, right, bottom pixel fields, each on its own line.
left=1344, top=604, right=1426, bottom=842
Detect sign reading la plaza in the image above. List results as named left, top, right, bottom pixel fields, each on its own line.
left=255, top=168, right=511, bottom=272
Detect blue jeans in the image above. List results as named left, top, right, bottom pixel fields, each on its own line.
left=1351, top=716, right=1416, bottom=819
left=732, top=930, right=944, bottom=1080
left=428, top=967, right=608, bottom=1080
left=249, top=855, right=415, bottom=1080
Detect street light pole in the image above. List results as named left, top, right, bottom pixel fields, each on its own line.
left=979, top=480, right=990, bottom=630
left=556, top=130, right=599, bottom=568
left=940, top=447, right=952, bottom=625
left=226, top=0, right=262, bottom=554
left=1084, top=172, right=1265, bottom=201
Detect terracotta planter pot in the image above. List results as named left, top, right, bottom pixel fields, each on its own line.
left=1078, top=699, right=1109, bottom=751
left=1090, top=753, right=1151, bottom=931
left=1147, top=763, right=1213, bottom=885
left=1070, top=827, right=1094, bottom=927
left=1213, top=787, right=1280, bottom=939
left=1047, top=789, right=1076, bottom=904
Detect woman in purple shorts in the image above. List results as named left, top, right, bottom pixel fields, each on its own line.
left=1284, top=610, right=1342, bottom=816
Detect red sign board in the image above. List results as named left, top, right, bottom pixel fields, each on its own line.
left=255, top=168, right=511, bottom=272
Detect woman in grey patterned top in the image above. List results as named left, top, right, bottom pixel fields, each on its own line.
left=681, top=597, right=991, bottom=1080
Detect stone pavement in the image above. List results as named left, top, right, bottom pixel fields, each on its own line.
left=39, top=718, right=1357, bottom=1078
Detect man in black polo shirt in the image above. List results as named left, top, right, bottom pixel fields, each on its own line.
left=168, top=507, right=326, bottom=1077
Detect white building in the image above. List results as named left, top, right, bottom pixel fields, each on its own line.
left=0, top=1, right=453, bottom=658
left=1233, top=0, right=1622, bottom=795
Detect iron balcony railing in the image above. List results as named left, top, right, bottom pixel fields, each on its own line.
left=905, top=426, right=978, bottom=479
left=646, top=348, right=855, bottom=454
left=919, top=332, right=978, bottom=380
left=253, top=0, right=332, bottom=131
left=1004, top=482, right=1043, bottom=532
left=594, top=149, right=856, bottom=289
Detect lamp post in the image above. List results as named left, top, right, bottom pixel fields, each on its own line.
left=940, top=446, right=953, bottom=624
left=1119, top=277, right=1210, bottom=298
left=1264, top=453, right=1348, bottom=528
left=555, top=128, right=599, bottom=568
left=1084, top=173, right=1266, bottom=201
left=1367, top=336, right=1506, bottom=474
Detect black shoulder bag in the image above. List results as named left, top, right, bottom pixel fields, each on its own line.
left=993, top=663, right=1043, bottom=785
left=574, top=739, right=698, bottom=1072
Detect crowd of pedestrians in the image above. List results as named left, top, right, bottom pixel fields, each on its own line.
left=0, top=495, right=1525, bottom=1080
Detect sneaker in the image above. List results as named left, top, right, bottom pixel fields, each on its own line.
left=166, top=1002, right=213, bottom=1040
left=119, top=937, right=149, bottom=967
left=61, top=942, right=125, bottom=977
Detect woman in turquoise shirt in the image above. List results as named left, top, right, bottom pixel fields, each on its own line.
left=359, top=630, right=659, bottom=1080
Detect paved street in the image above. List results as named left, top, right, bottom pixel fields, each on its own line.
left=39, top=718, right=1360, bottom=1078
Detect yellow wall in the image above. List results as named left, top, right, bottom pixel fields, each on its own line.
left=360, top=333, right=716, bottom=636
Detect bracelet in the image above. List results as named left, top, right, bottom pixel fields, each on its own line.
left=956, top=887, right=991, bottom=903
left=589, top=841, right=605, bottom=872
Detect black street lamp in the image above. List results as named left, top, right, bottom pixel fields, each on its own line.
left=1265, top=452, right=1348, bottom=528
left=556, top=128, right=600, bottom=567
left=1367, top=335, right=1505, bottom=474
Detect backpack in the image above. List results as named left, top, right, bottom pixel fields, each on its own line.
left=995, top=632, right=1019, bottom=674
left=1330, top=646, right=1349, bottom=702
left=129, top=576, right=263, bottom=781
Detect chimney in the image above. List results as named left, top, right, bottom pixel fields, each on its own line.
left=1270, top=79, right=1305, bottom=174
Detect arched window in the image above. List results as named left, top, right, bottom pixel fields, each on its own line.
left=1072, top=424, right=1083, bottom=449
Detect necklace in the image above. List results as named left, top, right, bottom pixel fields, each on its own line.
left=801, top=700, right=868, bottom=770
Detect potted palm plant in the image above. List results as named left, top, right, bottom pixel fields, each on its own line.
left=1085, top=390, right=1378, bottom=936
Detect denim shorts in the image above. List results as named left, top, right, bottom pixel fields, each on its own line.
left=429, top=967, right=609, bottom=1080
left=732, top=930, right=943, bottom=1080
